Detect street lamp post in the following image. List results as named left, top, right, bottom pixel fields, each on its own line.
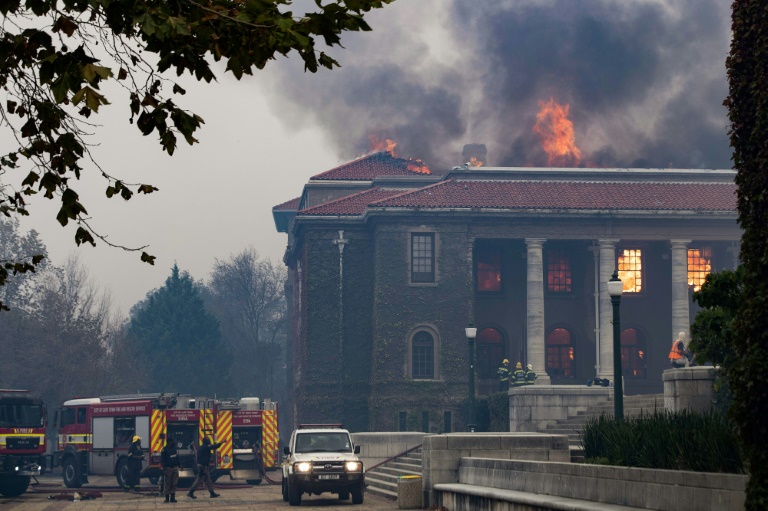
left=465, top=323, right=478, bottom=432
left=607, top=270, right=624, bottom=421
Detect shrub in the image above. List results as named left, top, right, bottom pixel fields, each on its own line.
left=582, top=409, right=744, bottom=474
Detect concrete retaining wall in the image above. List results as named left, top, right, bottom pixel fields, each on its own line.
left=421, top=433, right=570, bottom=507
left=663, top=366, right=716, bottom=412
left=350, top=432, right=426, bottom=469
left=435, top=457, right=746, bottom=511
left=509, top=385, right=613, bottom=432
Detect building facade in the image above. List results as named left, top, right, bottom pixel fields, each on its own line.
left=273, top=152, right=740, bottom=432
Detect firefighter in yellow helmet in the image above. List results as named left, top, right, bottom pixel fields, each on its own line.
left=497, top=359, right=510, bottom=391
left=512, top=362, right=527, bottom=387
left=124, top=435, right=144, bottom=492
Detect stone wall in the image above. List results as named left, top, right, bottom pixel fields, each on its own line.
left=421, top=432, right=570, bottom=507
left=509, top=385, right=612, bottom=432
left=350, top=432, right=426, bottom=469
left=663, top=366, right=716, bottom=412
left=435, top=457, right=746, bottom=511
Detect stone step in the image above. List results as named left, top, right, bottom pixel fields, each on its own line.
left=372, top=465, right=421, bottom=479
left=393, top=457, right=422, bottom=469
left=364, top=476, right=398, bottom=500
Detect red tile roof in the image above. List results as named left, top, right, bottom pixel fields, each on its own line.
left=299, top=188, right=411, bottom=216
left=310, top=152, right=430, bottom=181
left=372, top=180, right=737, bottom=212
left=273, top=197, right=302, bottom=211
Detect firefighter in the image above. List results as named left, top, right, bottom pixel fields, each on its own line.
left=512, top=362, right=527, bottom=387
left=497, top=359, right=510, bottom=391
left=161, top=436, right=180, bottom=503
left=525, top=364, right=537, bottom=385
left=187, top=437, right=223, bottom=499
left=253, top=441, right=267, bottom=479
left=124, top=435, right=144, bottom=492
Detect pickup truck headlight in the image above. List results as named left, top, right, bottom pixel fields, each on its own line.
left=345, top=461, right=362, bottom=472
left=295, top=462, right=312, bottom=473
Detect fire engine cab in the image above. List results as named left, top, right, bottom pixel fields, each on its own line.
left=0, top=390, right=46, bottom=497
left=55, top=393, right=278, bottom=488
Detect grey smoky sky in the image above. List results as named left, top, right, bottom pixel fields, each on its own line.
left=263, top=0, right=732, bottom=170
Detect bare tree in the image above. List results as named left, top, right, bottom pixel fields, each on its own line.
left=206, top=247, right=287, bottom=400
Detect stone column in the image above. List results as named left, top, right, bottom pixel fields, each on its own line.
left=598, top=239, right=619, bottom=380
left=727, top=242, right=740, bottom=270
left=525, top=238, right=549, bottom=384
left=670, top=240, right=691, bottom=344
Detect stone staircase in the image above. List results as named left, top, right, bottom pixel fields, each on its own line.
left=365, top=448, right=422, bottom=500
left=540, top=393, right=665, bottom=462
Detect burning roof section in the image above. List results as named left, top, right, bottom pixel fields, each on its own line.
left=309, top=152, right=429, bottom=181
left=371, top=179, right=737, bottom=212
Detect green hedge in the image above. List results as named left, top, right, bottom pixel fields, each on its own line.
left=459, top=392, right=509, bottom=432
left=582, top=410, right=744, bottom=473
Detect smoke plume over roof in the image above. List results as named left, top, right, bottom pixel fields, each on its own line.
left=261, top=0, right=731, bottom=171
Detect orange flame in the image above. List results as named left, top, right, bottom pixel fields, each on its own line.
left=368, top=135, right=397, bottom=155
left=468, top=157, right=484, bottom=167
left=368, top=134, right=431, bottom=174
left=532, top=98, right=582, bottom=167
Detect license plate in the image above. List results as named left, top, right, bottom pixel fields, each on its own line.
left=318, top=475, right=340, bottom=480
left=8, top=437, right=39, bottom=449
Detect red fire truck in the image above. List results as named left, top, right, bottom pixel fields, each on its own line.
left=215, top=397, right=279, bottom=484
left=55, top=393, right=279, bottom=488
left=0, top=389, right=47, bottom=497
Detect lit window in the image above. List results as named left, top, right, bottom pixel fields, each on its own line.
left=476, top=247, right=502, bottom=292
left=546, top=328, right=574, bottom=378
left=547, top=249, right=572, bottom=293
left=620, top=328, right=646, bottom=378
left=477, top=328, right=505, bottom=378
left=688, top=248, right=712, bottom=292
left=411, top=234, right=435, bottom=283
left=412, top=331, right=434, bottom=379
left=618, top=249, right=642, bottom=293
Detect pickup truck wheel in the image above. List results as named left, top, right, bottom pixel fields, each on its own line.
left=0, top=476, right=30, bottom=497
left=288, top=478, right=301, bottom=506
left=339, top=490, right=350, bottom=500
left=63, top=458, right=82, bottom=488
left=351, top=482, right=364, bottom=505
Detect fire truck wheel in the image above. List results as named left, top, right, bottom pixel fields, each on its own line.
left=246, top=479, right=262, bottom=485
left=148, top=476, right=160, bottom=485
left=115, top=458, right=130, bottom=488
left=0, top=475, right=30, bottom=497
left=287, top=478, right=301, bottom=506
left=62, top=458, right=83, bottom=488
left=351, top=482, right=364, bottom=505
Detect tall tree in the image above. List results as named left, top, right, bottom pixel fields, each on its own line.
left=128, top=264, right=233, bottom=396
left=0, top=0, right=394, bottom=287
left=725, top=1, right=768, bottom=508
left=206, top=247, right=286, bottom=399
left=0, top=218, right=47, bottom=310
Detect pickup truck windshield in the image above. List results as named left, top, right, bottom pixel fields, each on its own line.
left=295, top=432, right=352, bottom=453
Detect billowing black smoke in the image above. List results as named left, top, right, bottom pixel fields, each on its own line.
left=260, top=0, right=732, bottom=170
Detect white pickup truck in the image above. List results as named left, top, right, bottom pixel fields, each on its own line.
left=281, top=424, right=364, bottom=505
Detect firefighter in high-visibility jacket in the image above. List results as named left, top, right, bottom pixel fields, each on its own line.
left=497, top=359, right=510, bottom=391
left=125, top=436, right=144, bottom=492
left=512, top=362, right=527, bottom=387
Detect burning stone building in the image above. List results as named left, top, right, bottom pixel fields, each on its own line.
left=272, top=152, right=740, bottom=432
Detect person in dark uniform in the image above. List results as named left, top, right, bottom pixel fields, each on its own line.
left=125, top=435, right=144, bottom=492
left=512, top=362, right=527, bottom=387
left=187, top=437, right=223, bottom=499
left=525, top=364, right=538, bottom=385
left=161, top=436, right=181, bottom=503
left=497, top=359, right=510, bottom=391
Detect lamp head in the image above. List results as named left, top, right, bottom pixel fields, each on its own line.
left=465, top=323, right=477, bottom=339
left=607, top=270, right=623, bottom=297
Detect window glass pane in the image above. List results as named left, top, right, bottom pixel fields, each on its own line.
left=546, top=328, right=574, bottom=377
left=618, top=249, right=643, bottom=293
left=412, top=331, right=434, bottom=379
left=687, top=248, right=712, bottom=292
left=621, top=328, right=646, bottom=378
left=411, top=234, right=435, bottom=283
left=476, top=247, right=502, bottom=292
left=476, top=328, right=504, bottom=378
left=547, top=249, right=572, bottom=293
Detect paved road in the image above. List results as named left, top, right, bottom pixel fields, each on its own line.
left=3, top=474, right=401, bottom=510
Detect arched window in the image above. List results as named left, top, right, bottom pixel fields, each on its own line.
left=411, top=331, right=435, bottom=379
left=546, top=328, right=574, bottom=378
left=621, top=328, right=646, bottom=378
left=476, top=327, right=505, bottom=378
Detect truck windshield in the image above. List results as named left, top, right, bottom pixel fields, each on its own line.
left=295, top=432, right=352, bottom=453
left=0, top=403, right=44, bottom=428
